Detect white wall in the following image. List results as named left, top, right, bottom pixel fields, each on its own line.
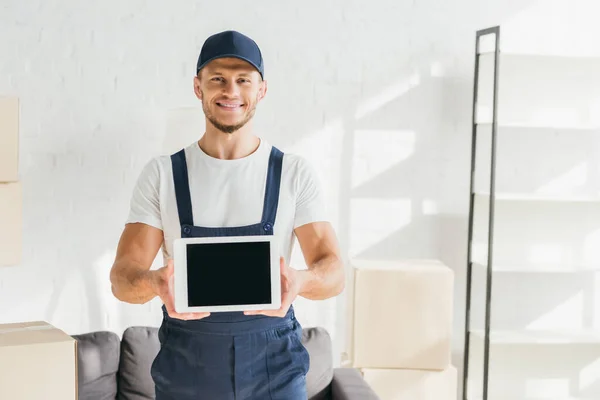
left=3, top=0, right=598, bottom=395
left=440, top=1, right=600, bottom=398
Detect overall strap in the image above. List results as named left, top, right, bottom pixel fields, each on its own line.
left=261, top=146, right=284, bottom=230
left=170, top=149, right=194, bottom=227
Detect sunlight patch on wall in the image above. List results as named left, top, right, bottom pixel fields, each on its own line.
left=349, top=198, right=412, bottom=257
left=535, top=162, right=588, bottom=195
left=590, top=97, right=600, bottom=127
left=580, top=352, right=600, bottom=390
left=528, top=243, right=565, bottom=265
left=525, top=378, right=569, bottom=398
left=430, top=61, right=446, bottom=78
left=354, top=73, right=420, bottom=120
left=525, top=291, right=584, bottom=331
left=352, top=129, right=415, bottom=189
left=501, top=0, right=600, bottom=57
left=288, top=118, right=345, bottom=228
left=527, top=108, right=584, bottom=129
left=583, top=229, right=600, bottom=266
left=422, top=199, right=438, bottom=215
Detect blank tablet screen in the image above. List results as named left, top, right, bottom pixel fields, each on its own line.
left=186, top=241, right=272, bottom=307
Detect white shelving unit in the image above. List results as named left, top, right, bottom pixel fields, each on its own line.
left=463, top=26, right=600, bottom=400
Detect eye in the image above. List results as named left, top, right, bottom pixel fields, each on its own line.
left=238, top=78, right=251, bottom=83
left=211, top=77, right=224, bottom=82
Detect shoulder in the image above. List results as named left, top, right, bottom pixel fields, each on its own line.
left=279, top=150, right=313, bottom=178
left=278, top=149, right=322, bottom=192
left=140, top=154, right=170, bottom=177
left=145, top=142, right=198, bottom=174
left=258, top=139, right=311, bottom=175
left=134, top=149, right=185, bottom=188
left=277, top=147, right=313, bottom=172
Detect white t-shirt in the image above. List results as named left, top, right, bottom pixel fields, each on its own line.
left=126, top=138, right=329, bottom=266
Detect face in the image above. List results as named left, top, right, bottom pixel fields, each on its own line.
left=194, top=57, right=267, bottom=134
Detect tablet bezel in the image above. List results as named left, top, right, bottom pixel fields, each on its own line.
left=173, top=235, right=281, bottom=313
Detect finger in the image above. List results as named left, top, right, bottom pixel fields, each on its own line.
left=280, top=257, right=286, bottom=275
left=274, top=288, right=294, bottom=317
left=182, top=312, right=210, bottom=320
left=169, top=312, right=207, bottom=320
left=166, top=259, right=174, bottom=275
left=167, top=308, right=210, bottom=320
left=165, top=297, right=203, bottom=320
left=245, top=301, right=290, bottom=318
left=244, top=310, right=280, bottom=317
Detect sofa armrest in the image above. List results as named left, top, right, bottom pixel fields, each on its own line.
left=331, top=368, right=380, bottom=400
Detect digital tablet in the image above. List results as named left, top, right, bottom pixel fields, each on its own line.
left=173, top=235, right=281, bottom=313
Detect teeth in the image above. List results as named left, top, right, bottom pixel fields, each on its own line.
left=219, top=103, right=240, bottom=108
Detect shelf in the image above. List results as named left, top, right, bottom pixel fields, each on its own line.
left=472, top=261, right=600, bottom=273
left=474, top=192, right=600, bottom=203
left=470, top=329, right=600, bottom=344
left=475, top=53, right=600, bottom=128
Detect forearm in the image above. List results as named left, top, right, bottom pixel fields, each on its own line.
left=298, top=254, right=345, bottom=300
left=110, top=260, right=157, bottom=304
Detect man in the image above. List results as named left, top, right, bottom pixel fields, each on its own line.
left=109, top=30, right=345, bottom=400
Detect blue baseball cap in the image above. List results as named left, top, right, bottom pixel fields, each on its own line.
left=196, top=30, right=264, bottom=79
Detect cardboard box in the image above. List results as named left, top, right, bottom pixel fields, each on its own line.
left=350, top=259, right=454, bottom=370
left=0, top=321, right=77, bottom=400
left=361, top=366, right=458, bottom=400
left=0, top=182, right=21, bottom=266
left=0, top=97, right=19, bottom=182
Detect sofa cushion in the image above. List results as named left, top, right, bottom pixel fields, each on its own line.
left=303, top=327, right=334, bottom=400
left=117, top=326, right=160, bottom=400
left=72, top=331, right=120, bottom=400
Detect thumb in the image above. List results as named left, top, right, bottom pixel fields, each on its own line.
left=165, top=259, right=174, bottom=276
left=280, top=257, right=292, bottom=283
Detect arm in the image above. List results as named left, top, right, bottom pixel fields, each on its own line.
left=109, top=222, right=163, bottom=304
left=295, top=221, right=345, bottom=300
left=109, top=222, right=209, bottom=319
left=244, top=221, right=345, bottom=317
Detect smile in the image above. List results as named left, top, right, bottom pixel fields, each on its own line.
left=216, top=102, right=243, bottom=109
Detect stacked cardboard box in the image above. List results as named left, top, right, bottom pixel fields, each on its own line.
left=0, top=321, right=78, bottom=399
left=347, top=259, right=457, bottom=400
left=0, top=96, right=21, bottom=266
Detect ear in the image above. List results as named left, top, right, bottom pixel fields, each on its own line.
left=193, top=75, right=202, bottom=100
left=258, top=79, right=268, bottom=101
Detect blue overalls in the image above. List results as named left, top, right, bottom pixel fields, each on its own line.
left=150, top=146, right=310, bottom=400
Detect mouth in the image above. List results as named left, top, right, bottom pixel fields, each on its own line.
left=216, top=102, right=244, bottom=111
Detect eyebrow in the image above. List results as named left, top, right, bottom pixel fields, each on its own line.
left=208, top=66, right=254, bottom=76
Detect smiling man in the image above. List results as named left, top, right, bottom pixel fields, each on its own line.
left=109, top=30, right=345, bottom=399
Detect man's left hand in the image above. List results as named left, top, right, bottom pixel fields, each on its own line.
left=244, top=257, right=303, bottom=318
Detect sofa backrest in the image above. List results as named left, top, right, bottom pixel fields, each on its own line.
left=74, top=326, right=333, bottom=400
left=73, top=331, right=120, bottom=400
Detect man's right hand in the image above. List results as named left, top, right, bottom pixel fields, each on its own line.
left=150, top=259, right=211, bottom=321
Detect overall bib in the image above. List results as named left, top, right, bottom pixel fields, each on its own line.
left=150, top=146, right=310, bottom=400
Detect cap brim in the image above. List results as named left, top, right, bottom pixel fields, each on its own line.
left=196, top=54, right=263, bottom=78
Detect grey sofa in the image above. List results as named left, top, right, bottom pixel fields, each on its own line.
left=73, top=325, right=379, bottom=400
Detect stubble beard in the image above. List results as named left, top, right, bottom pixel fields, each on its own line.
left=202, top=94, right=257, bottom=134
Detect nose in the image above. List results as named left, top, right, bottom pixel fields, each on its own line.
left=221, top=81, right=241, bottom=97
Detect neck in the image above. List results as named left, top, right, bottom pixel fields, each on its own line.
left=198, top=122, right=260, bottom=160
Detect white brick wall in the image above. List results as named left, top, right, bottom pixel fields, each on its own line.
left=4, top=0, right=592, bottom=392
